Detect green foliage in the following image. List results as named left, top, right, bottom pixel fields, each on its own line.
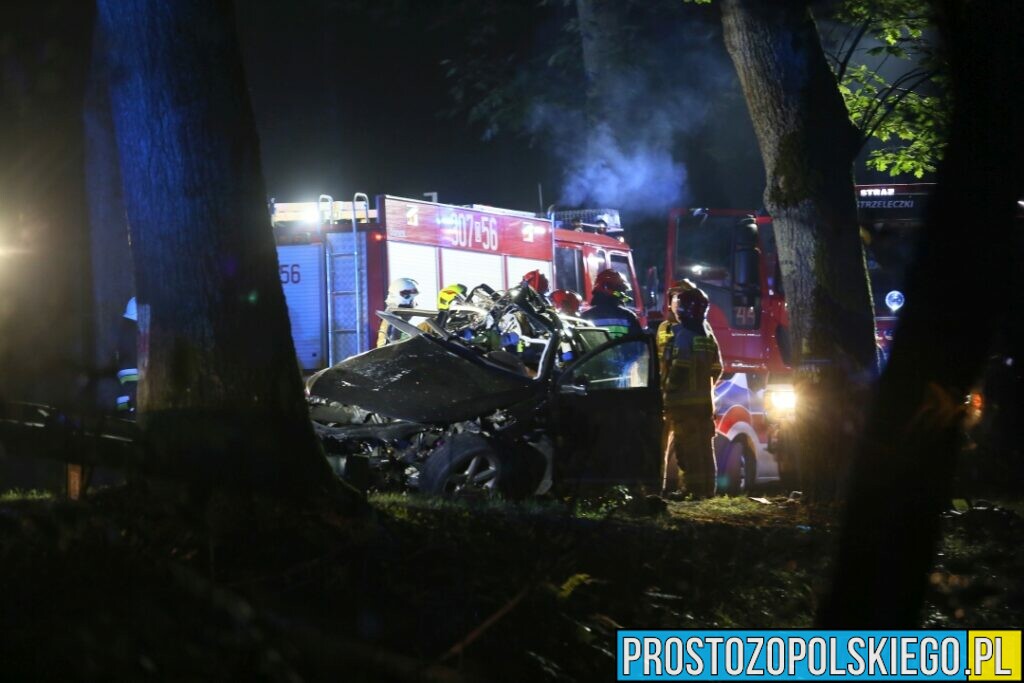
left=0, top=489, right=52, bottom=502
left=822, top=0, right=948, bottom=178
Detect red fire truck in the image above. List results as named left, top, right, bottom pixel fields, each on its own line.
left=665, top=183, right=931, bottom=491
left=272, top=193, right=643, bottom=370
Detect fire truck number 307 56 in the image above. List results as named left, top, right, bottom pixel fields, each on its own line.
left=448, top=212, right=499, bottom=251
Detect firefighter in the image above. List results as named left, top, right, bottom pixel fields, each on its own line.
left=581, top=269, right=642, bottom=338
left=550, top=288, right=583, bottom=317
left=430, top=282, right=467, bottom=328
left=376, top=277, right=420, bottom=347
left=658, top=282, right=722, bottom=499
left=116, top=296, right=139, bottom=414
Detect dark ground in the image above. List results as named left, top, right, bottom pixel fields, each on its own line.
left=0, top=483, right=1020, bottom=682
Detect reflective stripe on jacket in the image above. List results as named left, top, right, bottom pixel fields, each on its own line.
left=581, top=293, right=643, bottom=339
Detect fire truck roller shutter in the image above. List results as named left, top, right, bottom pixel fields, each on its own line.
left=441, top=248, right=506, bottom=295
left=386, top=242, right=439, bottom=310
left=507, top=258, right=551, bottom=291
left=276, top=243, right=326, bottom=371
left=327, top=232, right=370, bottom=360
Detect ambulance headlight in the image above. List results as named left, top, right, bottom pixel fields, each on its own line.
left=765, top=386, right=797, bottom=418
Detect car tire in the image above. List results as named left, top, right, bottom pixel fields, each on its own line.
left=720, top=438, right=756, bottom=496
left=420, top=433, right=537, bottom=500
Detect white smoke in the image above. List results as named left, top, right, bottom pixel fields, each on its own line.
left=527, top=28, right=730, bottom=216
left=560, top=121, right=688, bottom=212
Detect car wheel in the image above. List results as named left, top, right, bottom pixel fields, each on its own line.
left=420, top=433, right=535, bottom=500
left=720, top=438, right=756, bottom=496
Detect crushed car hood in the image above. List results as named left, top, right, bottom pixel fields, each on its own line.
left=308, top=335, right=538, bottom=423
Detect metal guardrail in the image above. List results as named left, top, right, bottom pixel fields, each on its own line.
left=0, top=400, right=140, bottom=498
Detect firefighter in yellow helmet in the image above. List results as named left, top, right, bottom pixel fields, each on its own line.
left=376, top=277, right=419, bottom=347
left=418, top=283, right=467, bottom=334
left=658, top=281, right=722, bottom=498
left=435, top=283, right=467, bottom=326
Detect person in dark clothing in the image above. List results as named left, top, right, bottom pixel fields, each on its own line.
left=581, top=269, right=642, bottom=338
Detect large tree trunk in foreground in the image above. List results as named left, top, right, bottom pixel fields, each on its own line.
left=98, top=0, right=348, bottom=503
left=819, top=0, right=1023, bottom=627
left=84, top=20, right=133, bottom=384
left=721, top=0, right=877, bottom=500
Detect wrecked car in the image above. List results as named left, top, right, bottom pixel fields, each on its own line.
left=306, top=284, right=663, bottom=498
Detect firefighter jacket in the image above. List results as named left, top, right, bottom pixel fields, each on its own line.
left=581, top=292, right=643, bottom=339
left=657, top=320, right=722, bottom=408
left=376, top=305, right=416, bottom=347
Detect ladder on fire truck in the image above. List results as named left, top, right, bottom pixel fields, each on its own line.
left=271, top=193, right=376, bottom=364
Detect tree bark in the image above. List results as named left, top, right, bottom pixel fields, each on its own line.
left=575, top=0, right=624, bottom=116
left=84, top=20, right=134, bottom=382
left=97, top=0, right=352, bottom=505
left=720, top=0, right=877, bottom=500
left=819, top=0, right=1024, bottom=626
left=574, top=0, right=630, bottom=178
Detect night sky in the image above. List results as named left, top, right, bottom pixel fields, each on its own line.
left=237, top=0, right=560, bottom=211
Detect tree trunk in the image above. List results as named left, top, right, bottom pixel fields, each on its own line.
left=575, top=0, right=623, bottom=116
left=720, top=0, right=877, bottom=500
left=819, top=0, right=1024, bottom=627
left=84, top=19, right=134, bottom=386
left=97, top=0, right=352, bottom=505
left=574, top=0, right=629, bottom=184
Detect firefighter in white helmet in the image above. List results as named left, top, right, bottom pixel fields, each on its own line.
left=116, top=296, right=139, bottom=414
left=376, top=277, right=420, bottom=347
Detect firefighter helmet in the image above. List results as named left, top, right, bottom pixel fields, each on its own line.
left=438, top=283, right=467, bottom=311
left=672, top=285, right=709, bottom=323
left=123, top=296, right=138, bottom=322
left=664, top=278, right=696, bottom=302
left=550, top=289, right=582, bottom=316
left=592, top=269, right=631, bottom=302
left=521, top=269, right=550, bottom=295
left=386, top=278, right=420, bottom=307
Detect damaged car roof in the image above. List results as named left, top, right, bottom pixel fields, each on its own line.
left=309, top=334, right=538, bottom=423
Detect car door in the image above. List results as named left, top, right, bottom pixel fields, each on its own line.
left=551, top=334, right=662, bottom=491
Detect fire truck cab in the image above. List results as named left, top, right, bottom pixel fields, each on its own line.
left=665, top=184, right=934, bottom=492
left=272, top=194, right=643, bottom=371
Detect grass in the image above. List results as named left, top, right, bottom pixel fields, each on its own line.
left=0, top=485, right=1018, bottom=680
left=0, top=488, right=52, bottom=502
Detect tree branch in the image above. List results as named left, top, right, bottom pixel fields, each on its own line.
left=837, top=19, right=872, bottom=83
left=858, top=70, right=936, bottom=151
left=857, top=67, right=928, bottom=127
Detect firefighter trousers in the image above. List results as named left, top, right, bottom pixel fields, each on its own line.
left=663, top=406, right=717, bottom=498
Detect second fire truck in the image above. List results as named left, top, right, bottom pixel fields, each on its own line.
left=665, top=184, right=931, bottom=492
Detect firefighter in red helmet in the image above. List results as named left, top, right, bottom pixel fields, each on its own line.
left=550, top=288, right=583, bottom=316
left=582, top=269, right=642, bottom=338
left=657, top=280, right=722, bottom=498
